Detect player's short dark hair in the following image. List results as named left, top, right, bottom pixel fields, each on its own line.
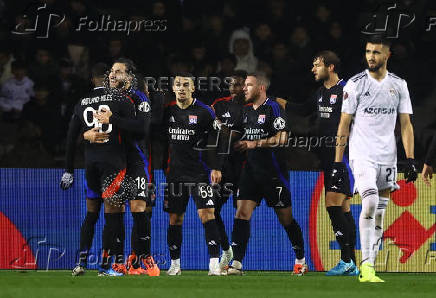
left=314, top=50, right=341, bottom=73
left=247, top=71, right=270, bottom=90
left=231, top=70, right=247, bottom=80
left=114, top=57, right=137, bottom=74
left=11, top=60, right=27, bottom=71
left=173, top=72, right=194, bottom=79
left=91, top=63, right=108, bottom=79
left=366, top=34, right=392, bottom=49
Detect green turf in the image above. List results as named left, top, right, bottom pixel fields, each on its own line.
left=0, top=270, right=435, bottom=298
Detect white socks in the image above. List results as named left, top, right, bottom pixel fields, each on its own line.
left=371, top=196, right=389, bottom=264
left=359, top=189, right=379, bottom=265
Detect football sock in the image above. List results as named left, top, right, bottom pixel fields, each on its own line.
left=344, top=211, right=357, bottom=264
left=231, top=219, right=250, bottom=262
left=359, top=188, right=379, bottom=265
left=105, top=212, right=125, bottom=264
left=168, top=225, right=182, bottom=260
left=203, top=219, right=220, bottom=258
left=214, top=207, right=230, bottom=251
left=284, top=219, right=305, bottom=260
left=326, top=206, right=351, bottom=263
left=78, top=211, right=99, bottom=266
left=131, top=212, right=150, bottom=268
left=371, top=196, right=388, bottom=264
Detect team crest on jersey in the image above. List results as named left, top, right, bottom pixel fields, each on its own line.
left=189, top=115, right=197, bottom=124
left=330, top=94, right=337, bottom=104
left=138, top=101, right=151, bottom=112
left=273, top=117, right=286, bottom=130
left=258, top=114, right=266, bottom=124
left=389, top=89, right=396, bottom=96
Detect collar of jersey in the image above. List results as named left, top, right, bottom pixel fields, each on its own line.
left=365, top=69, right=388, bottom=85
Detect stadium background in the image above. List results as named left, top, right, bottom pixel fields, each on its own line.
left=0, top=0, right=435, bottom=272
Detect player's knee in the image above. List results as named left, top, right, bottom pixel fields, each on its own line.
left=198, top=208, right=215, bottom=223
left=169, top=213, right=184, bottom=225
left=130, top=200, right=146, bottom=212
left=235, top=208, right=252, bottom=220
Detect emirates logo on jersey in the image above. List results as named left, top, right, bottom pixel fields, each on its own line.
left=188, top=115, right=197, bottom=124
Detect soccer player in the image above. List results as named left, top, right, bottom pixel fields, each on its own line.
left=278, top=51, right=358, bottom=275
left=61, top=62, right=136, bottom=276
left=227, top=72, right=307, bottom=276
left=332, top=35, right=417, bottom=282
left=161, top=73, right=224, bottom=276
left=93, top=58, right=160, bottom=276
left=210, top=70, right=247, bottom=270
left=422, top=134, right=435, bottom=186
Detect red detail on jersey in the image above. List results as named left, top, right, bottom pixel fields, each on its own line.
left=211, top=96, right=233, bottom=107
left=391, top=179, right=417, bottom=207
left=0, top=212, right=37, bottom=269
left=118, top=131, right=122, bottom=144
left=309, top=173, right=325, bottom=271
left=102, top=168, right=127, bottom=199
left=384, top=211, right=436, bottom=263
left=244, top=103, right=253, bottom=106
left=165, top=101, right=177, bottom=107
left=126, top=95, right=135, bottom=105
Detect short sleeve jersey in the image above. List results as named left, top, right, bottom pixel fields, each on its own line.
left=342, top=70, right=413, bottom=164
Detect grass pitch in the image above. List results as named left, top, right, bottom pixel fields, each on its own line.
left=0, top=270, right=434, bottom=298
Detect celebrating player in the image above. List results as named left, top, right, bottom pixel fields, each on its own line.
left=210, top=70, right=247, bottom=270
left=92, top=58, right=160, bottom=276
left=61, top=62, right=136, bottom=276
left=332, top=35, right=417, bottom=282
left=226, top=72, right=307, bottom=276
left=161, top=74, right=225, bottom=276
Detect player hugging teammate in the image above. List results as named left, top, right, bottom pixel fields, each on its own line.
left=61, top=33, right=421, bottom=280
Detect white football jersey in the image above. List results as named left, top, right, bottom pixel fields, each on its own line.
left=342, top=69, right=413, bottom=164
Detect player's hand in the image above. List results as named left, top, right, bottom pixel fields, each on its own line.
left=60, top=171, right=74, bottom=190
left=234, top=140, right=257, bottom=151
left=404, top=158, right=418, bottom=183
left=330, top=162, right=347, bottom=190
left=94, top=109, right=112, bottom=124
left=421, top=163, right=433, bottom=187
left=210, top=170, right=222, bottom=184
left=83, top=127, right=109, bottom=143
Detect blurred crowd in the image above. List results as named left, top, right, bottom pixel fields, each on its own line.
left=0, top=0, right=435, bottom=170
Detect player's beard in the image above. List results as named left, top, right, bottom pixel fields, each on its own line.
left=367, top=60, right=384, bottom=72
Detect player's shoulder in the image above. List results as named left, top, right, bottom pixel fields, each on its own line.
left=133, top=89, right=151, bottom=103
left=264, top=98, right=282, bottom=117
left=193, top=98, right=215, bottom=118
left=387, top=72, right=406, bottom=83
left=349, top=70, right=368, bottom=83
left=211, top=96, right=232, bottom=107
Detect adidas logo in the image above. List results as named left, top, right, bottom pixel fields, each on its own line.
left=335, top=231, right=344, bottom=237
left=140, top=236, right=151, bottom=241
left=208, top=240, right=217, bottom=246
left=206, top=199, right=214, bottom=206
left=222, top=112, right=231, bottom=118
left=138, top=191, right=146, bottom=197
left=363, top=91, right=370, bottom=97
left=169, top=116, right=175, bottom=122
left=275, top=201, right=284, bottom=207
left=116, top=238, right=121, bottom=243
left=318, top=97, right=323, bottom=102
left=231, top=242, right=238, bottom=246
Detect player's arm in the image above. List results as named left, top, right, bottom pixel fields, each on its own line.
left=422, top=133, right=435, bottom=186
left=334, top=113, right=353, bottom=162
left=95, top=98, right=151, bottom=136
left=235, top=130, right=288, bottom=150
left=400, top=113, right=418, bottom=183
left=61, top=112, right=82, bottom=190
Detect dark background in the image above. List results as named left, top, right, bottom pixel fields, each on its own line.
left=0, top=0, right=435, bottom=170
